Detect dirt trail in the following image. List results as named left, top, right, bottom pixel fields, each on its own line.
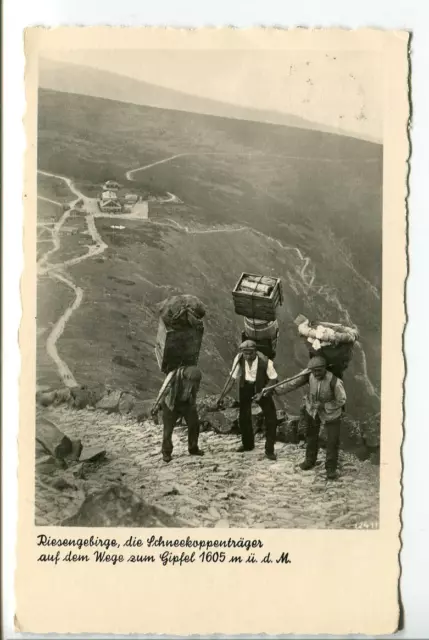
left=37, top=195, right=62, bottom=207
left=37, top=406, right=380, bottom=529
left=37, top=170, right=108, bottom=386
left=126, top=151, right=379, bottom=181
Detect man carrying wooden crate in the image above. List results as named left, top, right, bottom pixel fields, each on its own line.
left=159, top=366, right=205, bottom=463
left=220, top=340, right=279, bottom=460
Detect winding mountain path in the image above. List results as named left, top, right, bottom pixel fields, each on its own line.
left=37, top=151, right=380, bottom=399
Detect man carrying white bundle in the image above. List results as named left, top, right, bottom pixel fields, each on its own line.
left=278, top=355, right=347, bottom=480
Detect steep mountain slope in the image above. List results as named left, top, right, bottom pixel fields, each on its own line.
left=37, top=89, right=382, bottom=421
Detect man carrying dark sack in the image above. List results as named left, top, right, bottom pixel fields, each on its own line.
left=220, top=340, right=279, bottom=460
left=278, top=355, right=347, bottom=480
left=161, top=366, right=204, bottom=463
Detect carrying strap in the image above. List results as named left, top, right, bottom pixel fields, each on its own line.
left=329, top=374, right=346, bottom=412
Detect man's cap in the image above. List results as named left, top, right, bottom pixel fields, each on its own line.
left=240, top=339, right=257, bottom=352
left=182, top=366, right=202, bottom=381
left=308, top=355, right=327, bottom=370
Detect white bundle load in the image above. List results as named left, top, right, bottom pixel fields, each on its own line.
left=296, top=316, right=359, bottom=351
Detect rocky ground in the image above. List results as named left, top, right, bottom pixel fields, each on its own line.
left=35, top=405, right=379, bottom=530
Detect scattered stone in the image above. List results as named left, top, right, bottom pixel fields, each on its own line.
left=34, top=404, right=380, bottom=529
left=207, top=506, right=221, bottom=520
left=228, top=490, right=246, bottom=500
left=51, top=476, right=77, bottom=491
left=36, top=454, right=66, bottom=475
left=96, top=390, right=123, bottom=413
left=72, top=463, right=86, bottom=479
left=163, top=485, right=180, bottom=496
left=79, top=446, right=106, bottom=463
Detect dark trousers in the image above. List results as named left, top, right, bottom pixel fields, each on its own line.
left=239, top=382, right=277, bottom=454
left=302, top=409, right=341, bottom=471
left=162, top=402, right=200, bottom=456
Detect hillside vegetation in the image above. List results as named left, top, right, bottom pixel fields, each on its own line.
left=37, top=89, right=382, bottom=422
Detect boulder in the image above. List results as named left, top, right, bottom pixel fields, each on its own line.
left=37, top=391, right=57, bottom=407
left=197, top=394, right=237, bottom=413
left=129, top=399, right=155, bottom=422
left=65, top=438, right=84, bottom=462
left=79, top=446, right=107, bottom=463
left=118, top=392, right=136, bottom=415
left=209, top=410, right=237, bottom=435
left=70, top=385, right=93, bottom=410
left=36, top=416, right=73, bottom=459
left=61, top=484, right=190, bottom=527
left=54, top=387, right=72, bottom=406
left=96, top=389, right=123, bottom=413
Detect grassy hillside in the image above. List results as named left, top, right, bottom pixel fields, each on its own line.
left=39, top=58, right=364, bottom=139
left=37, top=89, right=382, bottom=419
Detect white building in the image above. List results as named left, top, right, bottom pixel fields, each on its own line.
left=98, top=190, right=122, bottom=212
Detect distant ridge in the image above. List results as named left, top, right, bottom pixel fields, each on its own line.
left=39, top=57, right=381, bottom=145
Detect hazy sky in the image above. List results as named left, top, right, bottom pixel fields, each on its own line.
left=43, top=49, right=383, bottom=141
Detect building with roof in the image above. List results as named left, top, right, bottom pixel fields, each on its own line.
left=98, top=190, right=122, bottom=212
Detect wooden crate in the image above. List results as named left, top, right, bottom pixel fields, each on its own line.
left=232, top=272, right=283, bottom=321
left=155, top=318, right=204, bottom=374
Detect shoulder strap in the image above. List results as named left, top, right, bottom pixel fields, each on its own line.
left=257, top=351, right=268, bottom=367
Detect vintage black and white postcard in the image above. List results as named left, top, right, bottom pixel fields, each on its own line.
left=17, top=27, right=408, bottom=635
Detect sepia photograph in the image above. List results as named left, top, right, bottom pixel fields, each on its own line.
left=34, top=44, right=384, bottom=530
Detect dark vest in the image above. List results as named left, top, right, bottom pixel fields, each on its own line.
left=239, top=352, right=269, bottom=393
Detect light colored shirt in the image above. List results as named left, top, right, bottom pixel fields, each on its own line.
left=230, top=354, right=277, bottom=382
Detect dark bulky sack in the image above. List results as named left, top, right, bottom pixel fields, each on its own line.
left=158, top=295, right=206, bottom=330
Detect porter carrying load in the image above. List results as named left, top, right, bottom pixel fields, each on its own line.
left=155, top=295, right=205, bottom=374
left=294, top=314, right=359, bottom=378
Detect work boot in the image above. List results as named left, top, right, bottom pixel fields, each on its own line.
left=326, top=469, right=338, bottom=481
left=237, top=445, right=254, bottom=453
left=162, top=453, right=172, bottom=463
left=265, top=451, right=277, bottom=461
left=189, top=448, right=205, bottom=457
left=299, top=460, right=315, bottom=471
